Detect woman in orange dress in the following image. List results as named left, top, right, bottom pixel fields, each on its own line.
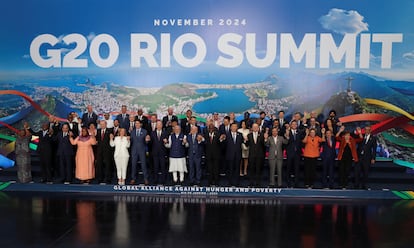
left=70, top=127, right=97, bottom=183
left=302, top=128, right=324, bottom=188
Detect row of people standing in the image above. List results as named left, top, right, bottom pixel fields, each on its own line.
left=21, top=106, right=376, bottom=189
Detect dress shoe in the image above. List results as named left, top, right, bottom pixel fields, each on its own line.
left=130, top=180, right=136, bottom=185
left=144, top=179, right=149, bottom=186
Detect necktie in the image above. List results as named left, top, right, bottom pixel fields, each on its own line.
left=293, top=130, right=296, bottom=140
left=89, top=114, right=91, bottom=119
left=63, top=132, right=67, bottom=138
left=365, top=135, right=369, bottom=144
left=274, top=136, right=278, bottom=156
left=328, top=138, right=332, bottom=148
left=101, top=129, right=105, bottom=141
left=210, top=133, right=213, bottom=143
left=233, top=133, right=236, bottom=144
left=254, top=132, right=257, bottom=144
left=157, top=131, right=161, bottom=140
left=136, top=129, right=139, bottom=137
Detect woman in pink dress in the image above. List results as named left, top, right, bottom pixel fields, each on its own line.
left=70, top=127, right=97, bottom=183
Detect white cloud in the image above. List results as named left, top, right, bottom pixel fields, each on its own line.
left=319, top=8, right=369, bottom=35
left=403, top=50, right=414, bottom=61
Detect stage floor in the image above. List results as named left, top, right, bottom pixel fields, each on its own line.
left=1, top=191, right=414, bottom=247
left=1, top=181, right=414, bottom=200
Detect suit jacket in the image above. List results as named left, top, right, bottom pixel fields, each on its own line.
left=336, top=136, right=361, bottom=162
left=150, top=130, right=168, bottom=157
left=225, top=132, right=243, bottom=161
left=81, top=112, right=98, bottom=127
left=245, top=132, right=266, bottom=159
left=112, top=126, right=120, bottom=136
left=186, top=133, right=204, bottom=159
left=135, top=115, right=150, bottom=131
left=358, top=135, right=377, bottom=160
left=116, top=113, right=130, bottom=129
left=96, top=128, right=113, bottom=154
left=321, top=136, right=337, bottom=160
left=218, top=124, right=231, bottom=136
left=180, top=117, right=190, bottom=132
left=204, top=130, right=221, bottom=160
left=130, top=128, right=147, bottom=156
left=28, top=128, right=53, bottom=155
left=266, top=135, right=288, bottom=160
left=285, top=129, right=304, bottom=157
left=65, top=121, right=80, bottom=138
left=55, top=132, right=74, bottom=156
left=162, top=115, right=178, bottom=129
left=184, top=124, right=200, bottom=135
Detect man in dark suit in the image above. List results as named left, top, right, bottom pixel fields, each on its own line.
left=112, top=119, right=120, bottom=136
left=162, top=107, right=178, bottom=131
left=149, top=121, right=169, bottom=185
left=258, top=111, right=270, bottom=133
left=180, top=109, right=193, bottom=132
left=277, top=110, right=287, bottom=127
left=130, top=120, right=150, bottom=185
left=204, top=123, right=221, bottom=186
left=284, top=120, right=304, bottom=188
left=218, top=116, right=231, bottom=136
left=65, top=113, right=80, bottom=138
left=355, top=126, right=377, bottom=189
left=136, top=108, right=150, bottom=132
left=186, top=125, right=204, bottom=186
left=224, top=123, right=243, bottom=186
left=184, top=116, right=200, bottom=134
left=244, top=123, right=267, bottom=186
left=320, top=128, right=336, bottom=189
left=81, top=105, right=98, bottom=128
left=54, top=123, right=74, bottom=184
left=116, top=105, right=130, bottom=129
left=96, top=120, right=114, bottom=184
left=27, top=122, right=54, bottom=183
left=218, top=116, right=231, bottom=176
left=127, top=114, right=136, bottom=135
left=265, top=127, right=288, bottom=187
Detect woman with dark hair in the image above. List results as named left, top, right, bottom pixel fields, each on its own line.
left=70, top=127, right=97, bottom=183
left=336, top=126, right=363, bottom=189
left=16, top=124, right=32, bottom=183
left=238, top=120, right=250, bottom=176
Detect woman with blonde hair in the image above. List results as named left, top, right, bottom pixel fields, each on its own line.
left=110, top=128, right=130, bottom=185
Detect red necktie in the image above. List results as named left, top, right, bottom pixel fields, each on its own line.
left=101, top=130, right=105, bottom=141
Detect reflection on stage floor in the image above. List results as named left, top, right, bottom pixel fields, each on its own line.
left=1, top=192, right=414, bottom=247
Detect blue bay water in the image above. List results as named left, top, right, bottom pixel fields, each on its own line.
left=193, top=89, right=255, bottom=114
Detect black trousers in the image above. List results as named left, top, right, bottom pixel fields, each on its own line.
left=248, top=156, right=264, bottom=186
left=40, top=152, right=52, bottom=181
left=206, top=157, right=220, bottom=185
left=96, top=151, right=113, bottom=183
left=227, top=158, right=241, bottom=186
left=153, top=155, right=167, bottom=184
left=286, top=154, right=301, bottom=187
left=338, top=159, right=352, bottom=188
left=304, top=157, right=317, bottom=187
left=355, top=159, right=371, bottom=188
left=58, top=155, right=73, bottom=183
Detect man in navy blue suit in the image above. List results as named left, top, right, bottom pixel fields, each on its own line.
left=186, top=125, right=204, bottom=186
left=81, top=105, right=98, bottom=128
left=116, top=105, right=130, bottom=129
left=355, top=125, right=377, bottom=189
left=149, top=120, right=169, bottom=185
left=54, top=123, right=74, bottom=184
left=285, top=120, right=304, bottom=188
left=224, top=122, right=243, bottom=186
left=130, top=120, right=150, bottom=185
left=320, top=128, right=336, bottom=188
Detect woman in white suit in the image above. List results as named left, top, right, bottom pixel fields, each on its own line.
left=110, top=128, right=130, bottom=185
